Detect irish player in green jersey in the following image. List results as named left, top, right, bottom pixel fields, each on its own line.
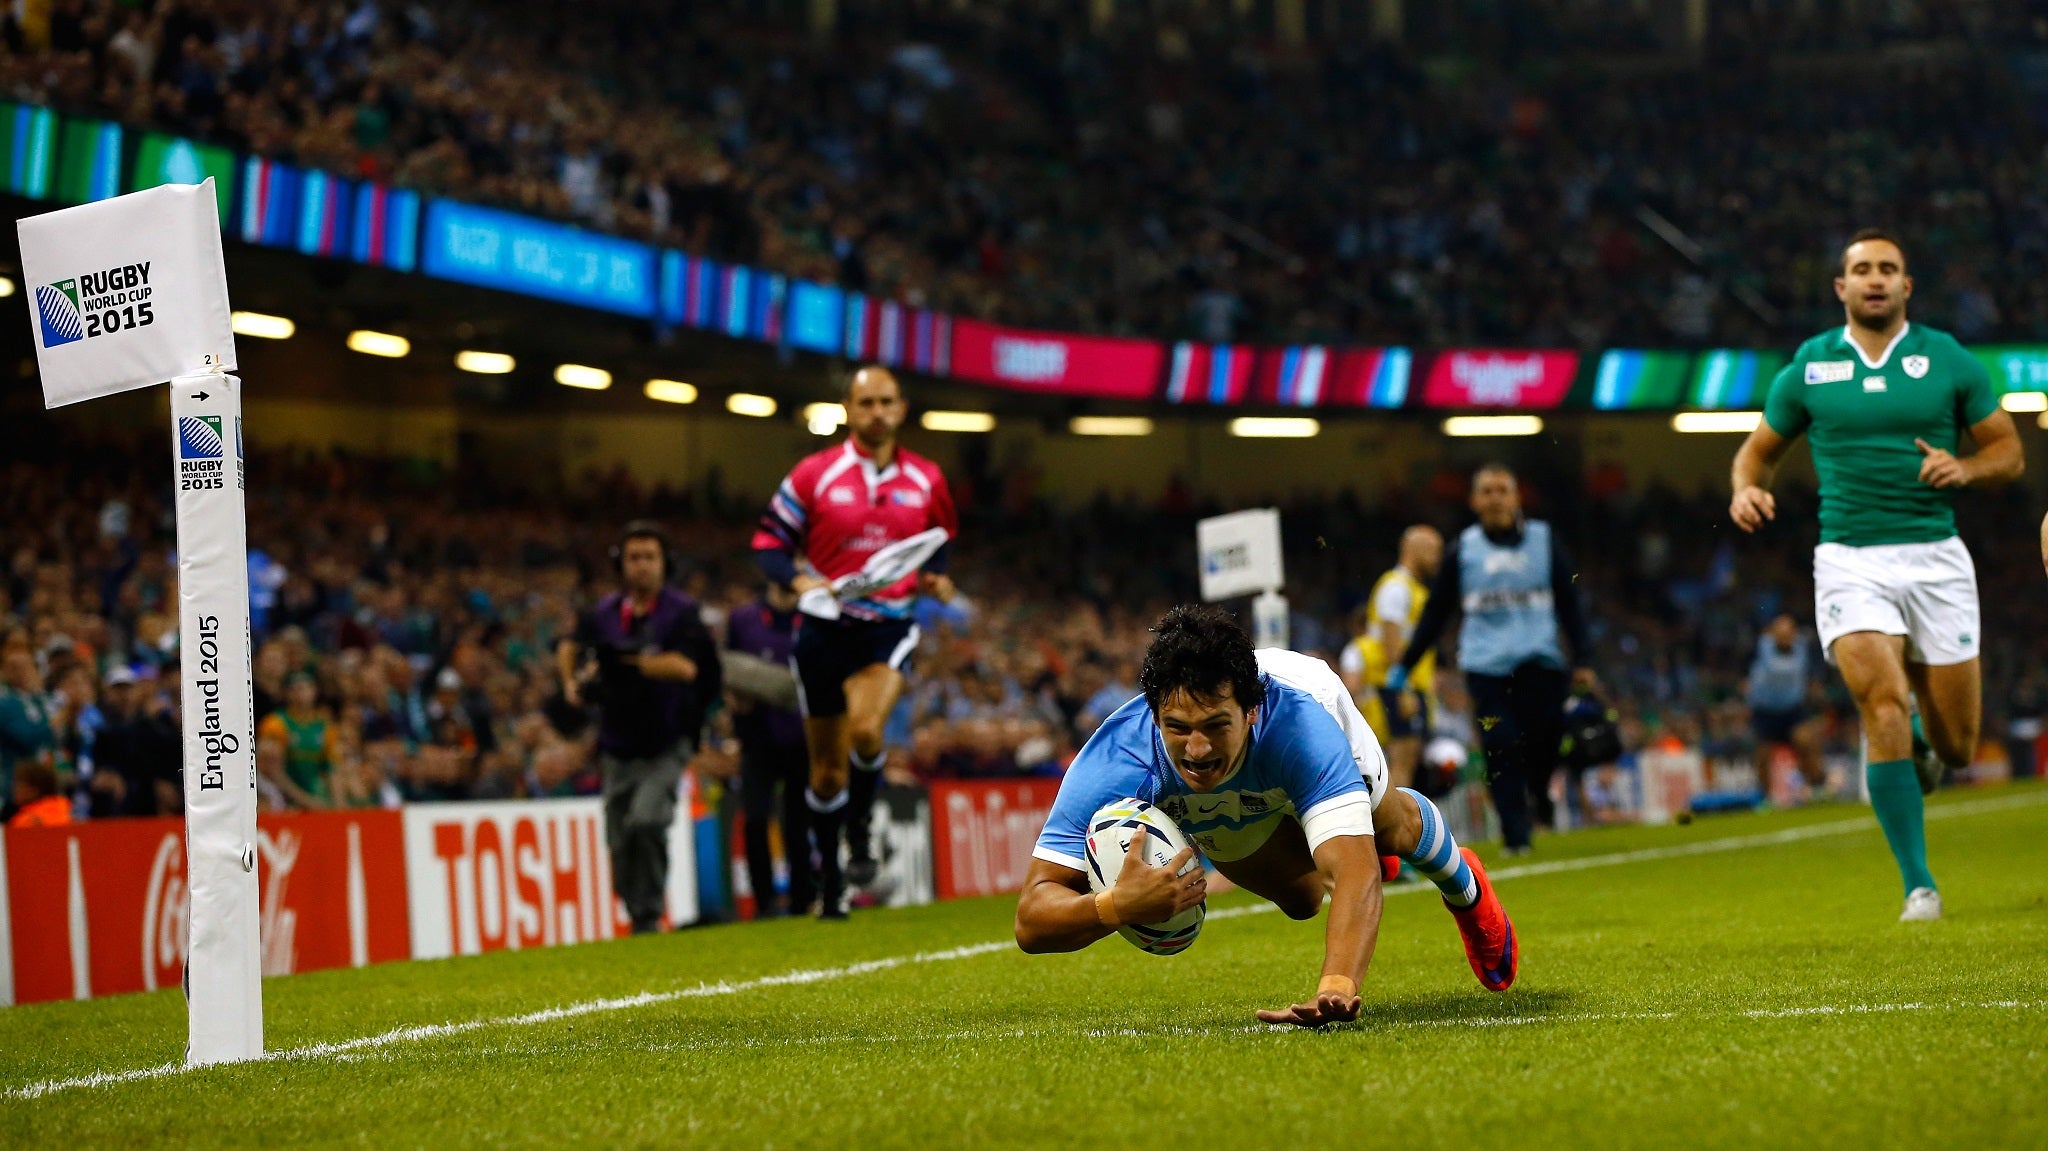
left=1730, top=229, right=2024, bottom=922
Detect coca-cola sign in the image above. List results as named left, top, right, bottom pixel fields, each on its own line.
left=2, top=811, right=409, bottom=1007
left=1422, top=349, right=1580, bottom=409
left=928, top=779, right=1062, bottom=899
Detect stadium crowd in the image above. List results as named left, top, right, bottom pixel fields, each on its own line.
left=6, top=1, right=2048, bottom=349
left=5, top=423, right=2046, bottom=829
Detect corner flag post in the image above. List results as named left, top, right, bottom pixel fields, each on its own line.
left=17, top=178, right=260, bottom=1065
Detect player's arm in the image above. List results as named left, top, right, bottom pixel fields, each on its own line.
left=1370, top=567, right=1412, bottom=667
left=1550, top=538, right=1597, bottom=692
left=1917, top=409, right=2024, bottom=490
left=555, top=612, right=595, bottom=706
left=919, top=463, right=960, bottom=602
left=1733, top=361, right=1809, bottom=531
left=753, top=473, right=826, bottom=594
left=1391, top=541, right=1460, bottom=684
left=1730, top=422, right=1793, bottom=531
left=1254, top=831, right=1380, bottom=1028
left=1013, top=847, right=1203, bottom=954
left=633, top=610, right=714, bottom=684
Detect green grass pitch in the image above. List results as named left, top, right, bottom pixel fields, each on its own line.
left=5, top=784, right=2045, bottom=1149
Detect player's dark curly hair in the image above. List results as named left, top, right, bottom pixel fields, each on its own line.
left=1139, top=604, right=1266, bottom=714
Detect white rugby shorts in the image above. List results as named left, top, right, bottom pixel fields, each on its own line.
left=1813, top=536, right=1980, bottom=666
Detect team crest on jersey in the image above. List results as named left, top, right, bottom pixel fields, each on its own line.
left=1805, top=360, right=1854, bottom=385
left=1903, top=355, right=1929, bottom=379
left=889, top=489, right=928, bottom=507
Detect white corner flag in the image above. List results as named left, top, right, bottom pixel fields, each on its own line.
left=18, top=179, right=260, bottom=1065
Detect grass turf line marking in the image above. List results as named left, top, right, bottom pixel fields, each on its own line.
left=0, top=942, right=1010, bottom=1102
left=1480, top=790, right=2047, bottom=885
left=486, top=996, right=2048, bottom=1055
left=9, top=789, right=2040, bottom=1100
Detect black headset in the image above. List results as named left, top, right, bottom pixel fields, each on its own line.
left=610, top=520, right=678, bottom=583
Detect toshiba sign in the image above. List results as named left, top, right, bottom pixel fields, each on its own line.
left=402, top=796, right=695, bottom=959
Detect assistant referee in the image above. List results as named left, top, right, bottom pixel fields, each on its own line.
left=1389, top=464, right=1594, bottom=854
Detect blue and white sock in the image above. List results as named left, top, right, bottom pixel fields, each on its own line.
left=1399, top=787, right=1478, bottom=908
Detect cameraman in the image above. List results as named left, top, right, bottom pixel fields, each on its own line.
left=556, top=522, right=722, bottom=934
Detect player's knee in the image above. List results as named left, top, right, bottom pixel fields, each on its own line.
left=1935, top=718, right=1980, bottom=764
left=1373, top=794, right=1422, bottom=858
left=1856, top=689, right=1909, bottom=730
left=1277, top=886, right=1324, bottom=921
left=848, top=720, right=885, bottom=756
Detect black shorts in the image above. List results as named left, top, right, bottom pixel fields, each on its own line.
left=792, top=616, right=920, bottom=719
left=1751, top=706, right=1805, bottom=745
left=1376, top=687, right=1431, bottom=740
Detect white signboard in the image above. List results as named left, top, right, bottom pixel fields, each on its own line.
left=17, top=179, right=237, bottom=408
left=402, top=795, right=697, bottom=960
left=1197, top=508, right=1285, bottom=601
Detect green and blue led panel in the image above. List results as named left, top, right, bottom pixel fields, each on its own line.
left=130, top=131, right=237, bottom=224
left=0, top=102, right=56, bottom=199
left=1687, top=349, right=1789, bottom=410
left=1971, top=346, right=2048, bottom=396
left=1592, top=349, right=1692, bottom=409
left=53, top=116, right=121, bottom=205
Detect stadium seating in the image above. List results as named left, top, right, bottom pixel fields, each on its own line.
left=4, top=0, right=2046, bottom=349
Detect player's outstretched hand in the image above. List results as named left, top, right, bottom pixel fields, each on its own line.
left=1255, top=990, right=1362, bottom=1029
left=1915, top=439, right=1968, bottom=488
left=1113, top=843, right=1204, bottom=926
left=919, top=572, right=957, bottom=602
left=1729, top=485, right=1776, bottom=532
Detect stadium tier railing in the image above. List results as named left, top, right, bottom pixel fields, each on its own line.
left=8, top=101, right=2048, bottom=410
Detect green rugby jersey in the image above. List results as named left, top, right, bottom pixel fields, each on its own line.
left=1763, top=322, right=1999, bottom=546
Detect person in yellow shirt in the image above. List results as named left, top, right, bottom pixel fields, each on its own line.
left=1339, top=525, right=1443, bottom=791
left=258, top=672, right=335, bottom=810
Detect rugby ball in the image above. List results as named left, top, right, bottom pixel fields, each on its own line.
left=1085, top=798, right=1205, bottom=956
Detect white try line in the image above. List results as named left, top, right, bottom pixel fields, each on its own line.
left=435, top=996, right=2048, bottom=1058
left=8, top=789, right=2043, bottom=1100
left=0, top=942, right=1010, bottom=1102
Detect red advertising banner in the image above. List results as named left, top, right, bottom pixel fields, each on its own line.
left=928, top=778, right=1063, bottom=900
left=1163, top=342, right=1255, bottom=405
left=2, top=810, right=409, bottom=1006
left=949, top=318, right=1164, bottom=400
left=1421, top=349, right=1580, bottom=408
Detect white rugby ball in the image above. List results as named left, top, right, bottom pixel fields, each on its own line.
left=1085, top=798, right=1205, bottom=956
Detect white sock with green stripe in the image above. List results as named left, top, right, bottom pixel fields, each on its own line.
left=1399, top=787, right=1478, bottom=908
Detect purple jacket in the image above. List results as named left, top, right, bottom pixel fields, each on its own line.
left=726, top=599, right=805, bottom=748
left=576, top=588, right=721, bottom=758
